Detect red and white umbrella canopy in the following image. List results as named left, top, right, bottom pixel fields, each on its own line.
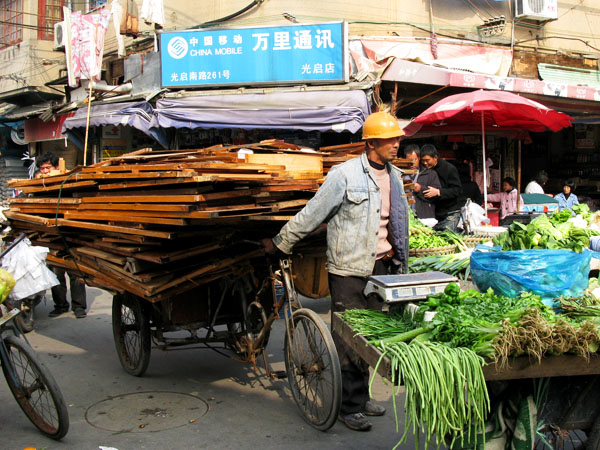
left=403, top=89, right=573, bottom=136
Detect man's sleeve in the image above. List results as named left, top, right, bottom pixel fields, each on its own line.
left=415, top=170, right=441, bottom=203
left=273, top=168, right=346, bottom=254
left=439, top=166, right=463, bottom=201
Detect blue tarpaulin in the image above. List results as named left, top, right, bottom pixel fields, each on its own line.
left=151, top=90, right=371, bottom=133
left=62, top=101, right=169, bottom=148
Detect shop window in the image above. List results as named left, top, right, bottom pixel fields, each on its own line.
left=0, top=0, right=23, bottom=49
left=67, top=0, right=106, bottom=13
left=89, top=0, right=107, bottom=9
left=38, top=0, right=64, bottom=41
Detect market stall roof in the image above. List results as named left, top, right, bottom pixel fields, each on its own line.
left=151, top=89, right=371, bottom=133
left=62, top=100, right=168, bottom=148
left=382, top=59, right=600, bottom=118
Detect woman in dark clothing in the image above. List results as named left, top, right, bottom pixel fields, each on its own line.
left=404, top=146, right=441, bottom=219
left=457, top=162, right=483, bottom=206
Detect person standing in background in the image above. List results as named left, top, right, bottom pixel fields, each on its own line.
left=35, top=153, right=88, bottom=319
left=487, top=177, right=524, bottom=220
left=420, top=144, right=464, bottom=231
left=525, top=171, right=548, bottom=194
left=457, top=162, right=483, bottom=206
left=34, top=152, right=60, bottom=178
left=404, top=145, right=441, bottom=220
left=555, top=180, right=579, bottom=213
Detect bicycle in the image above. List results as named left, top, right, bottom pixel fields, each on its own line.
left=111, top=241, right=342, bottom=431
left=0, top=237, right=69, bottom=439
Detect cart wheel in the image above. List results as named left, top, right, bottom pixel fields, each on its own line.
left=284, top=308, right=341, bottom=431
left=112, top=293, right=151, bottom=377
left=226, top=302, right=271, bottom=355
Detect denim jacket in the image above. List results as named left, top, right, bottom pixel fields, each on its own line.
left=273, top=153, right=409, bottom=277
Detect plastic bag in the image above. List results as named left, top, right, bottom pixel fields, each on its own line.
left=461, top=200, right=490, bottom=234
left=0, top=238, right=59, bottom=301
left=470, top=248, right=595, bottom=303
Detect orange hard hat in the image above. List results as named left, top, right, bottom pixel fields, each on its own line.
left=362, top=111, right=405, bottom=140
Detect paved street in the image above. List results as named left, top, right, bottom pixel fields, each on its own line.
left=2, top=287, right=421, bottom=450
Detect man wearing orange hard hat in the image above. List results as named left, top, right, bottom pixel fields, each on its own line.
left=263, top=111, right=409, bottom=432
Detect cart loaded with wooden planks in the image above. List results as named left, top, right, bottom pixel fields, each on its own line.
left=3, top=141, right=414, bottom=431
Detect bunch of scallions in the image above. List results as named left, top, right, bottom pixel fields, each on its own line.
left=342, top=308, right=489, bottom=450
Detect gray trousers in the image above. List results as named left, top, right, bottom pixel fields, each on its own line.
left=329, top=259, right=389, bottom=414
left=51, top=267, right=87, bottom=311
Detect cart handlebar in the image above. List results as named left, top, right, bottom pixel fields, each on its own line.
left=0, top=233, right=27, bottom=260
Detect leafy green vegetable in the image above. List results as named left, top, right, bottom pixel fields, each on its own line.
left=408, top=250, right=471, bottom=278
left=549, top=209, right=572, bottom=225
left=493, top=213, right=600, bottom=252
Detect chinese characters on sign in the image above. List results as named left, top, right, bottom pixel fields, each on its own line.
left=160, top=22, right=346, bottom=88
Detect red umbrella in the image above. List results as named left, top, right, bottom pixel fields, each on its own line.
left=403, top=89, right=573, bottom=136
left=402, top=89, right=573, bottom=216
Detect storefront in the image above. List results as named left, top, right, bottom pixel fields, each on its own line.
left=375, top=57, right=600, bottom=211
left=61, top=100, right=168, bottom=163
left=151, top=86, right=372, bottom=150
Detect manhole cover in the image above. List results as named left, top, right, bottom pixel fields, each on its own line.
left=85, top=391, right=208, bottom=432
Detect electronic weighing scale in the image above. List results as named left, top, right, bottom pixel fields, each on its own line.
left=363, top=271, right=458, bottom=304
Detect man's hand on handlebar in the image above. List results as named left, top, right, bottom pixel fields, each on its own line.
left=261, top=238, right=278, bottom=255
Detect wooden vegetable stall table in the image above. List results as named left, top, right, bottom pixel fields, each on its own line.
left=332, top=312, right=600, bottom=447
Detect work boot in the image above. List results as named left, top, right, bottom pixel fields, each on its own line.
left=363, top=400, right=386, bottom=416
left=74, top=309, right=87, bottom=319
left=338, top=412, right=372, bottom=431
left=48, top=306, right=69, bottom=317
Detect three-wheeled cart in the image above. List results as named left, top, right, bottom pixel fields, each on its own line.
left=111, top=246, right=342, bottom=431
left=332, top=271, right=600, bottom=448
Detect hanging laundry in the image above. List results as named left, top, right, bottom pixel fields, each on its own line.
left=141, top=0, right=165, bottom=27
left=67, top=9, right=112, bottom=87
left=111, top=0, right=126, bottom=57
left=120, top=0, right=139, bottom=38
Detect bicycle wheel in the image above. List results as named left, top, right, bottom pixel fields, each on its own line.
left=112, top=293, right=151, bottom=377
left=1, top=334, right=69, bottom=439
left=284, top=308, right=342, bottom=431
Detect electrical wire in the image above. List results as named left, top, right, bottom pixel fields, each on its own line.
left=462, top=0, right=492, bottom=21
left=515, top=35, right=600, bottom=52
left=191, top=0, right=264, bottom=28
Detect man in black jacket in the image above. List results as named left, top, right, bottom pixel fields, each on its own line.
left=404, top=145, right=441, bottom=220
left=420, top=144, right=464, bottom=231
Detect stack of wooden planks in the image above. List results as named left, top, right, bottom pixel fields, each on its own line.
left=5, top=141, right=413, bottom=302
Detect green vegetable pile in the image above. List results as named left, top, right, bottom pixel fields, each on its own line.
left=548, top=209, right=572, bottom=225
left=493, top=213, right=600, bottom=252
left=409, top=250, right=471, bottom=278
left=342, top=282, right=600, bottom=449
left=344, top=303, right=488, bottom=450
left=409, top=211, right=434, bottom=236
left=409, top=233, right=453, bottom=249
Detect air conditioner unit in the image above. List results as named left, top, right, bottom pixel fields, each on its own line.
left=515, top=0, right=558, bottom=21
left=53, top=21, right=67, bottom=51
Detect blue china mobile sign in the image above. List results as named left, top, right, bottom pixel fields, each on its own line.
left=159, top=21, right=348, bottom=88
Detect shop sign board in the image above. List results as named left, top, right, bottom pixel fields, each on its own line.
left=24, top=113, right=73, bottom=143
left=159, top=21, right=347, bottom=88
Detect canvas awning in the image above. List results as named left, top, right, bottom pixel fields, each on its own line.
left=62, top=101, right=168, bottom=147
left=152, top=89, right=371, bottom=133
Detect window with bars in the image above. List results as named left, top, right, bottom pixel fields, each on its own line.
left=69, top=0, right=107, bottom=12
left=38, top=0, right=64, bottom=41
left=0, top=0, right=23, bottom=49
left=90, top=0, right=108, bottom=10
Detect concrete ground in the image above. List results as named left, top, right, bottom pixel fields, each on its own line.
left=1, top=287, right=425, bottom=450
